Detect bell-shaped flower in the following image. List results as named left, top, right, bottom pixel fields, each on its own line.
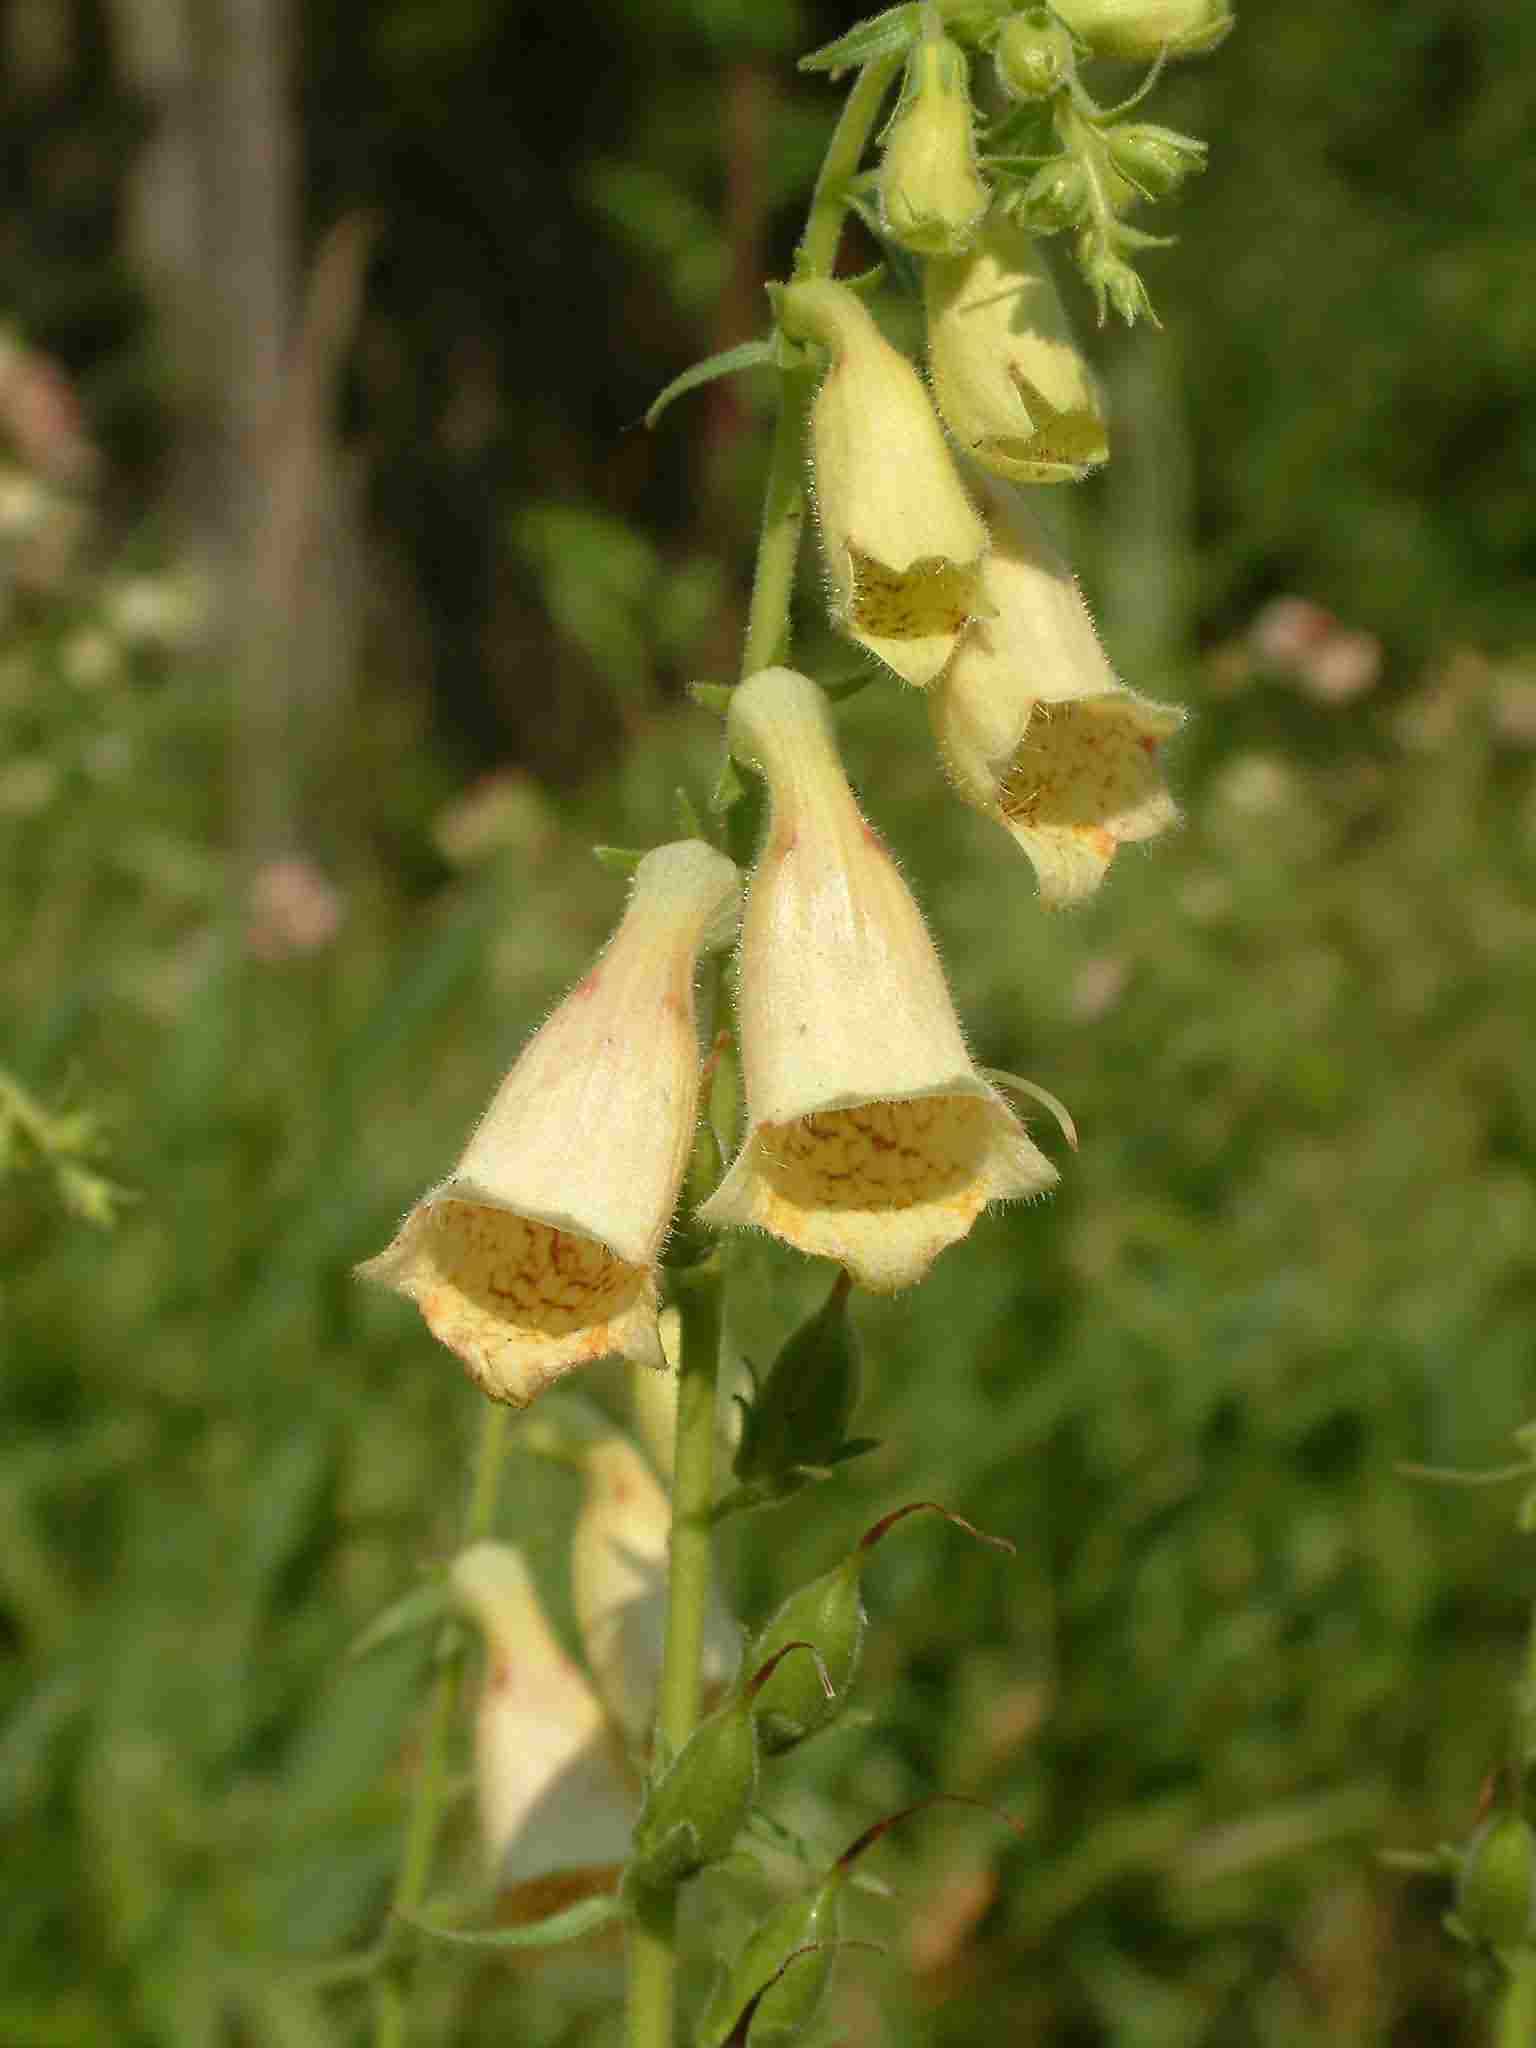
left=778, top=277, right=989, bottom=689
left=929, top=470, right=1184, bottom=906
left=571, top=1429, right=739, bottom=1754
left=925, top=216, right=1108, bottom=484
left=699, top=668, right=1058, bottom=1291
left=878, top=34, right=989, bottom=257
left=360, top=839, right=740, bottom=1407
left=1049, top=0, right=1233, bottom=60
left=449, top=1542, right=636, bottom=1915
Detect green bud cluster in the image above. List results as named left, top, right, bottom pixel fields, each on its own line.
left=1456, top=1810, right=1536, bottom=1955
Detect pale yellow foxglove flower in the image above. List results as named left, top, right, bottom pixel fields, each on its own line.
left=360, top=839, right=739, bottom=1407
left=450, top=1543, right=635, bottom=1908
left=571, top=1431, right=739, bottom=1752
left=930, top=471, right=1184, bottom=906
left=700, top=668, right=1057, bottom=1290
left=1049, top=0, right=1232, bottom=59
left=926, top=217, right=1109, bottom=485
left=878, top=35, right=989, bottom=258
left=778, top=277, right=988, bottom=689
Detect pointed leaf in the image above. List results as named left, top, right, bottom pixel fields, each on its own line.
left=593, top=845, right=648, bottom=876
left=800, top=5, right=920, bottom=76
left=645, top=339, right=777, bottom=431
left=398, top=1895, right=625, bottom=1951
left=347, top=1581, right=452, bottom=1664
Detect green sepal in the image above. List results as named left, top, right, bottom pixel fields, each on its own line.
left=799, top=5, right=920, bottom=78
left=645, top=337, right=777, bottom=431
left=398, top=1894, right=625, bottom=1950
left=734, top=1272, right=866, bottom=1489
left=691, top=681, right=734, bottom=717
left=713, top=1440, right=884, bottom=1526
left=592, top=844, right=647, bottom=876
left=711, top=749, right=749, bottom=816
left=696, top=1880, right=842, bottom=2047
left=346, top=1580, right=452, bottom=1663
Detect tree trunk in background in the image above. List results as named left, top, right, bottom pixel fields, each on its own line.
left=113, top=0, right=367, bottom=870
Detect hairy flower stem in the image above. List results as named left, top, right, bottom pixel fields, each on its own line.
left=740, top=53, right=902, bottom=682
left=1496, top=1954, right=1536, bottom=2047
left=624, top=60, right=903, bottom=2048
left=372, top=1402, right=510, bottom=2048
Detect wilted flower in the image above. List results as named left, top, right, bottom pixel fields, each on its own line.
left=878, top=34, right=988, bottom=257
left=929, top=471, right=1183, bottom=906
left=450, top=1542, right=635, bottom=1912
left=360, top=839, right=740, bottom=1406
left=700, top=668, right=1057, bottom=1290
left=1048, top=0, right=1233, bottom=59
left=926, top=217, right=1108, bottom=484
left=777, top=277, right=989, bottom=688
left=572, top=1430, right=738, bottom=1753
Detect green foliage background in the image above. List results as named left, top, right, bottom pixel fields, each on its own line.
left=3, top=1, right=1536, bottom=2042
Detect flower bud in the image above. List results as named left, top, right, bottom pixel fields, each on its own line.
left=878, top=35, right=989, bottom=258
left=572, top=1430, right=739, bottom=1753
left=359, top=840, right=739, bottom=1406
left=628, top=1645, right=829, bottom=1890
left=777, top=279, right=988, bottom=688
left=697, top=1880, right=842, bottom=2048
left=1104, top=122, right=1207, bottom=198
left=1457, top=1811, right=1536, bottom=1954
left=1048, top=0, right=1233, bottom=59
left=449, top=1543, right=635, bottom=1893
left=926, top=216, right=1108, bottom=484
left=1076, top=234, right=1155, bottom=325
left=700, top=669, right=1057, bottom=1292
left=1007, top=158, right=1091, bottom=233
left=733, top=1270, right=864, bottom=1490
left=749, top=1502, right=1012, bottom=1754
left=930, top=470, right=1183, bottom=905
left=994, top=11, right=1076, bottom=100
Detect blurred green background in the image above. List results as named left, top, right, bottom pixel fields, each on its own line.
left=3, top=0, right=1536, bottom=2042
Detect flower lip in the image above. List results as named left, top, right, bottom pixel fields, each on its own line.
left=360, top=838, right=739, bottom=1405
left=703, top=668, right=1058, bottom=1290
left=930, top=472, right=1185, bottom=907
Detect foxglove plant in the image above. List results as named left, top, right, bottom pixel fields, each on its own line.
left=353, top=4, right=1232, bottom=2040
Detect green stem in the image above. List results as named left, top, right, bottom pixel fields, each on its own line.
left=1495, top=1953, right=1536, bottom=2048
left=376, top=1401, right=511, bottom=2047
left=624, top=1261, right=725, bottom=2048
left=739, top=53, right=900, bottom=683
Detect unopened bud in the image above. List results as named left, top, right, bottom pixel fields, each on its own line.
left=1007, top=158, right=1090, bottom=232
left=628, top=1643, right=830, bottom=1890
left=1076, top=232, right=1155, bottom=325
left=1457, top=1811, right=1536, bottom=1954
left=1104, top=122, right=1207, bottom=198
left=1049, top=0, right=1233, bottom=59
left=749, top=1503, right=1013, bottom=1754
left=994, top=11, right=1076, bottom=100
left=879, top=36, right=989, bottom=257
left=734, top=1271, right=864, bottom=1490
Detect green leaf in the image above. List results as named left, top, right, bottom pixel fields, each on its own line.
left=593, top=845, right=648, bottom=876
left=799, top=5, right=919, bottom=76
left=346, top=1580, right=452, bottom=1663
left=398, top=1894, right=625, bottom=1950
left=674, top=787, right=707, bottom=841
left=645, top=338, right=777, bottom=431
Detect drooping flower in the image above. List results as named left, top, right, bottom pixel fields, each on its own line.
left=925, top=216, right=1109, bottom=485
left=699, top=667, right=1057, bottom=1290
left=449, top=1542, right=636, bottom=1915
left=777, top=277, right=989, bottom=688
left=360, top=839, right=740, bottom=1406
left=929, top=470, right=1184, bottom=906
left=878, top=33, right=989, bottom=257
left=571, top=1429, right=739, bottom=1753
left=1048, top=0, right=1233, bottom=60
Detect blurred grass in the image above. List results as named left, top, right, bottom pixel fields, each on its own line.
left=3, top=546, right=1535, bottom=2046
